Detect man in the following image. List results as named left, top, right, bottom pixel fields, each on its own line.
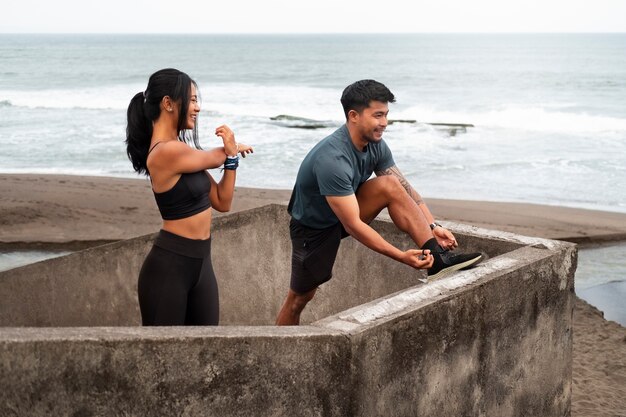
left=275, top=80, right=482, bottom=325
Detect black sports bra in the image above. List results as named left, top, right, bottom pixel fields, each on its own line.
left=153, top=171, right=212, bottom=220
left=149, top=142, right=211, bottom=220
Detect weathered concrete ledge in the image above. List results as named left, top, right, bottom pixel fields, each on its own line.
left=0, top=204, right=576, bottom=416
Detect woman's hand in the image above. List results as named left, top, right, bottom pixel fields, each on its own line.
left=215, top=125, right=237, bottom=156
left=433, top=226, right=458, bottom=250
left=237, top=143, right=254, bottom=158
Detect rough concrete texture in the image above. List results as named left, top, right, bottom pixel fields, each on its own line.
left=0, top=204, right=576, bottom=416
left=0, top=327, right=351, bottom=417
left=317, top=245, right=576, bottom=417
left=0, top=234, right=152, bottom=326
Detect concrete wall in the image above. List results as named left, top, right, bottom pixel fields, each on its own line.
left=0, top=204, right=576, bottom=416
left=0, top=234, right=151, bottom=326
left=0, top=204, right=491, bottom=327
left=0, top=326, right=352, bottom=417
left=317, top=243, right=576, bottom=417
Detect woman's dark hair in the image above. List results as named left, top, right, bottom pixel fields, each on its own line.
left=340, top=79, right=395, bottom=120
left=126, top=68, right=200, bottom=175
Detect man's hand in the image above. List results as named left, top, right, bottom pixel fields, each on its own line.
left=400, top=249, right=434, bottom=269
left=433, top=227, right=458, bottom=250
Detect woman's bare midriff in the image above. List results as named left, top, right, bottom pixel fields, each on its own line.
left=162, top=208, right=212, bottom=240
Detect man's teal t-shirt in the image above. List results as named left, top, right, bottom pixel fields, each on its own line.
left=288, top=124, right=395, bottom=229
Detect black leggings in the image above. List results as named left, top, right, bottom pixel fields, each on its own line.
left=138, top=230, right=219, bottom=326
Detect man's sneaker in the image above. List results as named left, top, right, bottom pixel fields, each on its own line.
left=424, top=249, right=483, bottom=282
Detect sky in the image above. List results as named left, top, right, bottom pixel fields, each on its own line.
left=1, top=0, right=626, bottom=33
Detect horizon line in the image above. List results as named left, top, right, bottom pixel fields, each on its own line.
left=1, top=31, right=626, bottom=35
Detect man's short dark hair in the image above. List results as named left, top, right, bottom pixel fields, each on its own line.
left=340, top=79, right=395, bottom=119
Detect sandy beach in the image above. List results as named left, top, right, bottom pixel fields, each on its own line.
left=1, top=173, right=625, bottom=416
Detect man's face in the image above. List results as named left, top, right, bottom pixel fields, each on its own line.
left=353, top=100, right=389, bottom=144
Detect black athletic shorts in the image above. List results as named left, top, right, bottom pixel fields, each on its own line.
left=289, top=218, right=350, bottom=294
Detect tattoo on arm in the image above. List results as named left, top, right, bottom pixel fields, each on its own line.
left=375, top=165, right=424, bottom=205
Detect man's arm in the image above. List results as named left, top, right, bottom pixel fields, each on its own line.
left=375, top=165, right=458, bottom=249
left=326, top=194, right=433, bottom=269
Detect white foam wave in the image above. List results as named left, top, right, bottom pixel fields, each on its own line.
left=394, top=105, right=626, bottom=134
left=199, top=83, right=343, bottom=121
left=0, top=83, right=345, bottom=121
left=4, top=83, right=626, bottom=139
left=0, top=84, right=143, bottom=111
left=0, top=167, right=138, bottom=178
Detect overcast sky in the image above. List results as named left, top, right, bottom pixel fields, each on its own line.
left=2, top=0, right=625, bottom=33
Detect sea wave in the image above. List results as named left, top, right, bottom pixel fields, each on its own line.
left=395, top=105, right=626, bottom=134
left=0, top=166, right=139, bottom=178
left=3, top=83, right=626, bottom=137
left=0, top=84, right=143, bottom=111
left=0, top=82, right=344, bottom=120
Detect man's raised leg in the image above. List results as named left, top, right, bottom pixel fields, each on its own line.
left=356, top=175, right=482, bottom=280
left=356, top=175, right=432, bottom=247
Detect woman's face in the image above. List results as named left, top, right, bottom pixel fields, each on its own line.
left=185, top=83, right=200, bottom=129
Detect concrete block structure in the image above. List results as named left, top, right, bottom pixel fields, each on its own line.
left=0, top=204, right=576, bottom=416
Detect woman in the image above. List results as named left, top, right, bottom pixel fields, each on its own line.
left=126, top=68, right=252, bottom=326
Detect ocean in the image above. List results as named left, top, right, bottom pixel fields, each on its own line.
left=0, top=33, right=625, bottom=324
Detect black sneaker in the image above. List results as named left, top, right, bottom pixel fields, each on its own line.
left=425, top=248, right=483, bottom=282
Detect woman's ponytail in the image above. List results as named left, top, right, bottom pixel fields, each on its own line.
left=125, top=91, right=153, bottom=175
